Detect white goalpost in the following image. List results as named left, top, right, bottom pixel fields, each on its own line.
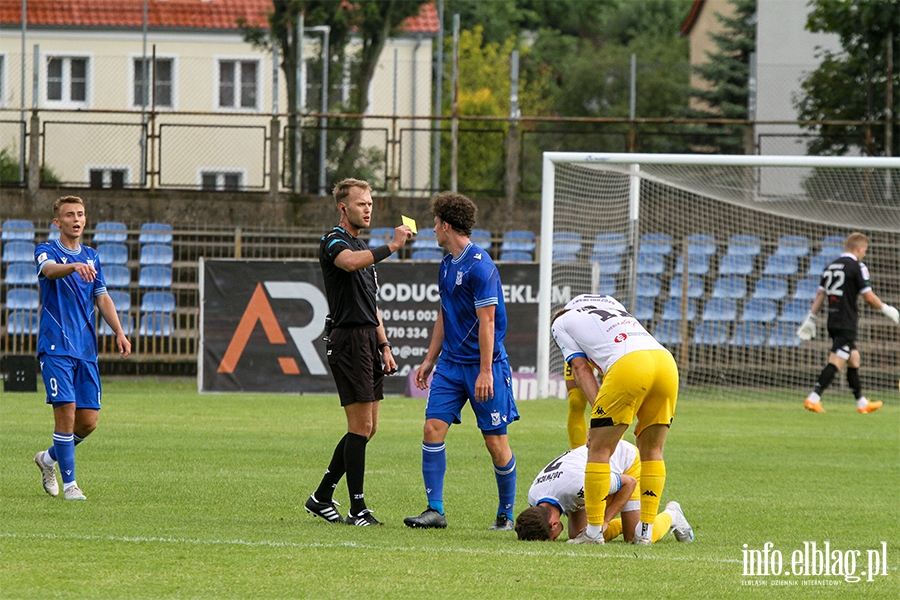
left=537, top=152, right=900, bottom=399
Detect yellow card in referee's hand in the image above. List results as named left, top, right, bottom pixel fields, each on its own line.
left=401, top=215, right=418, bottom=234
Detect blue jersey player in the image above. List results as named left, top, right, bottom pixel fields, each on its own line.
left=32, top=196, right=131, bottom=501
left=405, top=192, right=519, bottom=531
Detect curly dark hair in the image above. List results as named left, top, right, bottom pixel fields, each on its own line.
left=431, top=191, right=476, bottom=237
left=515, top=506, right=552, bottom=541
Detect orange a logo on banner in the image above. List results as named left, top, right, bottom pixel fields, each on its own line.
left=217, top=283, right=301, bottom=375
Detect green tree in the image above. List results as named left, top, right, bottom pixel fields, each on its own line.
left=796, top=0, right=900, bottom=156
left=686, top=0, right=756, bottom=153
left=240, top=1, right=421, bottom=191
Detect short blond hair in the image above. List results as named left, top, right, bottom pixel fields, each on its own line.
left=53, top=195, right=84, bottom=217
left=844, top=232, right=869, bottom=252
left=332, top=178, right=372, bottom=206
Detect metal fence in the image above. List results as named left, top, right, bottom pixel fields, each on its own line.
left=2, top=107, right=895, bottom=197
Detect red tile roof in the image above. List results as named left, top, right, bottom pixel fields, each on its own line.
left=0, top=0, right=438, bottom=33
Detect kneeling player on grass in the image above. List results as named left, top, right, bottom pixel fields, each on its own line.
left=514, top=441, right=693, bottom=544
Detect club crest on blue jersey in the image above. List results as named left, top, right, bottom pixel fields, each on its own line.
left=456, top=270, right=463, bottom=286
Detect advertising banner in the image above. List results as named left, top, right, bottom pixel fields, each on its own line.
left=200, top=259, right=547, bottom=394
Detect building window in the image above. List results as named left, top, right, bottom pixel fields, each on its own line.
left=218, top=60, right=258, bottom=110
left=134, top=58, right=173, bottom=108
left=89, top=168, right=127, bottom=189
left=201, top=171, right=243, bottom=191
left=46, top=56, right=89, bottom=105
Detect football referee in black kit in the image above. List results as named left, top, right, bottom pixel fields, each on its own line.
left=305, top=178, right=413, bottom=526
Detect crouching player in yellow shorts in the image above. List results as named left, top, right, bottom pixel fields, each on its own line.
left=551, top=294, right=679, bottom=545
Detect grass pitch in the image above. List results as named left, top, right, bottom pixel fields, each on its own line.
left=1, top=379, right=897, bottom=599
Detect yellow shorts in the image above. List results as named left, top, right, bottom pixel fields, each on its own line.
left=589, top=349, right=678, bottom=437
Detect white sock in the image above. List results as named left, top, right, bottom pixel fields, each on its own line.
left=586, top=524, right=603, bottom=539
left=636, top=522, right=653, bottom=540
left=41, top=452, right=56, bottom=467
left=856, top=396, right=868, bottom=409
left=807, top=392, right=821, bottom=403
left=63, top=481, right=78, bottom=492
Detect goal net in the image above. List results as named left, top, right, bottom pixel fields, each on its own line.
left=536, top=153, right=900, bottom=400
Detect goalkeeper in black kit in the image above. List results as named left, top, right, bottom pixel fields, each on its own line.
left=798, top=232, right=899, bottom=414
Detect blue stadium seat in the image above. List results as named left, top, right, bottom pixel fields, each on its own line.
left=552, top=251, right=579, bottom=263
left=669, top=276, right=704, bottom=299
left=100, top=313, right=134, bottom=337
left=3, top=241, right=34, bottom=263
left=7, top=311, right=38, bottom=334
left=636, top=253, right=665, bottom=275
left=726, top=235, right=761, bottom=257
left=773, top=235, right=810, bottom=258
left=694, top=322, right=729, bottom=345
left=702, top=298, right=737, bottom=322
left=687, top=234, right=717, bottom=256
left=107, top=290, right=131, bottom=313
left=368, top=227, right=393, bottom=246
left=139, top=244, right=174, bottom=266
left=596, top=275, right=617, bottom=296
left=553, top=231, right=582, bottom=256
left=5, top=263, right=38, bottom=286
left=97, top=243, right=129, bottom=266
left=138, top=266, right=172, bottom=289
left=92, top=221, right=128, bottom=244
left=768, top=323, right=801, bottom=347
left=592, top=232, right=627, bottom=258
left=470, top=229, right=492, bottom=251
left=654, top=320, right=685, bottom=345
left=501, top=230, right=537, bottom=256
left=718, top=254, right=753, bottom=276
left=778, top=300, right=808, bottom=324
left=636, top=276, right=661, bottom=298
left=138, top=222, right=173, bottom=245
left=412, top=229, right=439, bottom=249
left=499, top=250, right=532, bottom=262
left=635, top=297, right=655, bottom=322
left=741, top=299, right=777, bottom=323
left=762, top=254, right=798, bottom=276
left=6, top=288, right=39, bottom=310
left=674, top=254, right=710, bottom=276
left=103, top=265, right=132, bottom=289
left=639, top=233, right=672, bottom=255
left=412, top=248, right=445, bottom=261
left=139, top=312, right=174, bottom=336
left=661, top=298, right=697, bottom=321
left=752, top=277, right=788, bottom=301
left=806, top=254, right=832, bottom=277
left=793, top=277, right=820, bottom=301
left=2, top=220, right=35, bottom=241
left=730, top=322, right=767, bottom=347
left=141, top=291, right=175, bottom=313
left=817, top=239, right=843, bottom=261
left=48, top=224, right=60, bottom=241
left=592, top=254, right=622, bottom=274
left=712, top=276, right=747, bottom=299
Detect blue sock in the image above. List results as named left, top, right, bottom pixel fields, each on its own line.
left=53, top=432, right=76, bottom=484
left=494, top=454, right=516, bottom=517
left=48, top=433, right=84, bottom=462
left=422, top=442, right=446, bottom=514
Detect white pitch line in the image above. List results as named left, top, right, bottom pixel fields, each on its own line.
left=0, top=532, right=740, bottom=564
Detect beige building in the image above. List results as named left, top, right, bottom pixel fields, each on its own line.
left=0, top=0, right=438, bottom=192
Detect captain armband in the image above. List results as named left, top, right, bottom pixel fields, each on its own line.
left=371, top=244, right=392, bottom=263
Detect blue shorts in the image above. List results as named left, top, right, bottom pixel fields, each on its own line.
left=425, top=358, right=519, bottom=434
left=39, top=355, right=102, bottom=409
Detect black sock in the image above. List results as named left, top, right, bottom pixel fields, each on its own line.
left=314, top=433, right=348, bottom=502
left=814, top=363, right=838, bottom=396
left=846, top=367, right=862, bottom=399
left=344, top=432, right=369, bottom=516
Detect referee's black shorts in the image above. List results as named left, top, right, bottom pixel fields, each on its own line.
left=326, top=326, right=384, bottom=406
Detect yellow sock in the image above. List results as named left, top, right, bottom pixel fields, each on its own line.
left=603, top=517, right=623, bottom=542
left=566, top=387, right=589, bottom=448
left=584, top=462, right=609, bottom=527
left=652, top=512, right=673, bottom=543
left=640, top=460, right=666, bottom=525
